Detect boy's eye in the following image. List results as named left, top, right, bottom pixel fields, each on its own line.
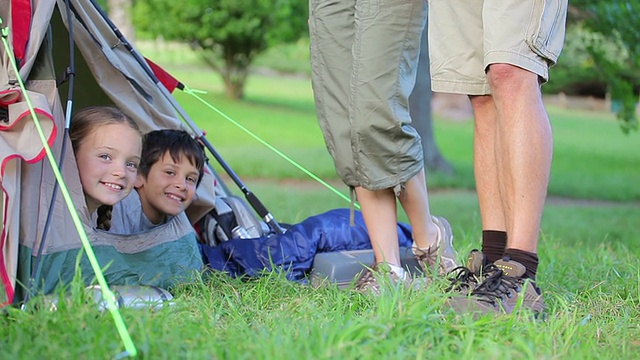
left=126, top=162, right=138, bottom=169
left=165, top=170, right=175, bottom=176
left=99, top=154, right=111, bottom=161
left=186, top=176, right=197, bottom=184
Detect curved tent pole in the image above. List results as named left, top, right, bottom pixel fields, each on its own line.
left=87, top=0, right=285, bottom=234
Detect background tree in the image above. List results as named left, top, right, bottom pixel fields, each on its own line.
left=411, top=23, right=454, bottom=175
left=568, top=1, right=640, bottom=133
left=107, top=0, right=135, bottom=41
left=134, top=0, right=308, bottom=99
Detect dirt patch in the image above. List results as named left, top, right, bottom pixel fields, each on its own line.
left=220, top=176, right=640, bottom=207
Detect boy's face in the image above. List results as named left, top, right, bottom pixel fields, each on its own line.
left=135, top=152, right=200, bottom=224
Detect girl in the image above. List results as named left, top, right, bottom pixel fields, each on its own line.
left=69, top=106, right=142, bottom=230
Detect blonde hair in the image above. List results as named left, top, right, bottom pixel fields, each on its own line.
left=70, top=106, right=141, bottom=230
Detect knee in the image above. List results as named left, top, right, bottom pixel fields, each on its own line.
left=469, top=94, right=493, bottom=110
left=486, top=64, right=533, bottom=94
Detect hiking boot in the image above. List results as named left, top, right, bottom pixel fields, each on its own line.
left=354, top=263, right=411, bottom=296
left=447, top=258, right=545, bottom=316
left=412, top=216, right=459, bottom=276
left=447, top=249, right=489, bottom=294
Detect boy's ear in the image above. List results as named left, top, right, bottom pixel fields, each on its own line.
left=134, top=173, right=145, bottom=189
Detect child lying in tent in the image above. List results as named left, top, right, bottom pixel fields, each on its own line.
left=106, top=126, right=415, bottom=283
left=108, top=129, right=204, bottom=234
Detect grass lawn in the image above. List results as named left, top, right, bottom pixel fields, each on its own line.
left=2, top=46, right=640, bottom=359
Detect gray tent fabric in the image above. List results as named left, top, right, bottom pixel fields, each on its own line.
left=1, top=0, right=218, bottom=305
left=1, top=0, right=59, bottom=305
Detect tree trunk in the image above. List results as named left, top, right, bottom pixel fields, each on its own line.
left=222, top=59, right=247, bottom=100
left=107, top=0, right=136, bottom=42
left=409, top=22, right=455, bottom=176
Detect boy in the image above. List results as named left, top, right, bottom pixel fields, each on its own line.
left=109, top=129, right=204, bottom=234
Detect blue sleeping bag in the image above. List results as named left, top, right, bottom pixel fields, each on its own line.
left=199, top=208, right=414, bottom=281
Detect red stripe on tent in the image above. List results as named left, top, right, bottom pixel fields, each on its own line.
left=0, top=109, right=58, bottom=163
left=11, top=0, right=32, bottom=69
left=0, top=109, right=57, bottom=306
left=1, top=192, right=15, bottom=306
left=145, top=58, right=180, bottom=93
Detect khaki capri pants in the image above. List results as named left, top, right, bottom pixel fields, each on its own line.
left=309, top=0, right=427, bottom=191
left=428, top=0, right=568, bottom=95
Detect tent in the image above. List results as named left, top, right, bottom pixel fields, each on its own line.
left=0, top=0, right=232, bottom=305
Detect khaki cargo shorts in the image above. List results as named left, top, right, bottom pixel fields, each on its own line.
left=309, top=0, right=427, bottom=190
left=428, top=0, right=568, bottom=95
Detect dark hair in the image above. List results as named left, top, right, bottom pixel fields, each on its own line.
left=70, top=106, right=141, bottom=231
left=138, top=129, right=205, bottom=185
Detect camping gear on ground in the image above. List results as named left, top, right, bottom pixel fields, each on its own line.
left=197, top=195, right=272, bottom=247
left=309, top=247, right=422, bottom=289
left=199, top=208, right=414, bottom=282
left=44, top=285, right=174, bottom=311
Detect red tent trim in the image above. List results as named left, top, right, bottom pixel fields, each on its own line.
left=1, top=191, right=15, bottom=306
left=145, top=57, right=180, bottom=93
left=11, top=0, right=32, bottom=69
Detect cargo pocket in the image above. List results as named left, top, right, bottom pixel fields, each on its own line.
left=356, top=0, right=380, bottom=20
left=525, top=0, right=568, bottom=65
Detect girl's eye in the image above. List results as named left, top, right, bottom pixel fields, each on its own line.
left=99, top=154, right=111, bottom=161
left=126, top=162, right=138, bottom=169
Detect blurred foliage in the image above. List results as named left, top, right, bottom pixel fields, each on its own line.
left=565, top=1, right=640, bottom=133
left=546, top=25, right=617, bottom=98
left=133, top=0, right=308, bottom=100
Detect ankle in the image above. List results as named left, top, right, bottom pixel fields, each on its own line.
left=502, top=248, right=538, bottom=280
left=481, top=230, right=507, bottom=263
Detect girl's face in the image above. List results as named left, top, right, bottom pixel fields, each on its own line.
left=75, top=123, right=142, bottom=214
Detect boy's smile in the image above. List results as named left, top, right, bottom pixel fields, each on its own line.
left=136, top=152, right=199, bottom=224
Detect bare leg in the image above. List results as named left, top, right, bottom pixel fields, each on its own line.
left=469, top=95, right=507, bottom=232
left=396, top=170, right=439, bottom=250
left=355, top=170, right=440, bottom=267
left=355, top=186, right=402, bottom=267
left=486, top=64, right=552, bottom=253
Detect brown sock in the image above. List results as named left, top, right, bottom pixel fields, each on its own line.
left=481, top=230, right=507, bottom=264
left=503, top=248, right=538, bottom=281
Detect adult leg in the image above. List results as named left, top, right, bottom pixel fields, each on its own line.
left=470, top=94, right=508, bottom=263
left=487, top=64, right=552, bottom=254
left=481, top=0, right=564, bottom=256
left=447, top=67, right=550, bottom=314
